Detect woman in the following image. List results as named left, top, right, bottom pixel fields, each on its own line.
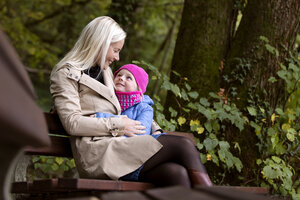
left=50, top=16, right=212, bottom=187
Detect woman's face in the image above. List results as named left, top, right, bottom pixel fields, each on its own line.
left=114, top=69, right=138, bottom=92
left=104, top=39, right=125, bottom=69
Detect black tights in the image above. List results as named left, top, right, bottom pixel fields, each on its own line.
left=139, top=135, right=207, bottom=188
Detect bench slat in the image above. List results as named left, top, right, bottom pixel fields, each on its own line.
left=211, top=186, right=269, bottom=194
left=10, top=182, right=30, bottom=193
left=195, top=186, right=270, bottom=200
left=44, top=112, right=68, bottom=135
left=11, top=178, right=154, bottom=194
left=145, top=186, right=221, bottom=200
left=102, top=191, right=151, bottom=200
left=24, top=135, right=73, bottom=157
left=59, top=178, right=154, bottom=191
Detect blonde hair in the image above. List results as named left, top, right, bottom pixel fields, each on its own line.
left=52, top=16, right=126, bottom=73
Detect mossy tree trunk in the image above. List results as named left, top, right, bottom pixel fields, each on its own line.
left=222, top=0, right=300, bottom=110
left=164, top=0, right=300, bottom=184
left=164, top=0, right=237, bottom=115
left=221, top=0, right=300, bottom=182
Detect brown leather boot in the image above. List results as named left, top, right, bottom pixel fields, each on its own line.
left=188, top=169, right=213, bottom=187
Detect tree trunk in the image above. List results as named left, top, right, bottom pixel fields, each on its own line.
left=151, top=10, right=181, bottom=97
left=165, top=0, right=237, bottom=115
left=222, top=0, right=300, bottom=109
left=221, top=0, right=300, bottom=182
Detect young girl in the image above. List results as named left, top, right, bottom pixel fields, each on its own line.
left=94, top=64, right=164, bottom=139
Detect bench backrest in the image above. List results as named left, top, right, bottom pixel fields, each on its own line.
left=24, top=112, right=196, bottom=158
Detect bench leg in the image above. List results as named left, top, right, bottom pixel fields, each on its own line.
left=0, top=141, right=24, bottom=200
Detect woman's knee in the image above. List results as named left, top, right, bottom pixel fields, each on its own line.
left=179, top=136, right=195, bottom=147
left=174, top=136, right=197, bottom=154
left=140, top=162, right=191, bottom=188
left=158, top=135, right=195, bottom=149
left=166, top=163, right=186, bottom=175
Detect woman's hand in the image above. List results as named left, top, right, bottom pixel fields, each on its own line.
left=123, top=117, right=146, bottom=137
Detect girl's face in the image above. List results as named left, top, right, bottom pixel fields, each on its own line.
left=104, top=39, right=125, bottom=69
left=114, top=69, right=138, bottom=92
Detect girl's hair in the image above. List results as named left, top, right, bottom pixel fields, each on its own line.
left=52, top=16, right=126, bottom=74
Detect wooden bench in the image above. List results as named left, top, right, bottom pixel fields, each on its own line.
left=10, top=112, right=196, bottom=196
left=11, top=112, right=269, bottom=198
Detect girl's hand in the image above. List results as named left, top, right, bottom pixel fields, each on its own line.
left=123, top=117, right=146, bottom=137
left=152, top=131, right=162, bottom=135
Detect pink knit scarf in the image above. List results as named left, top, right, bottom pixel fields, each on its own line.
left=115, top=91, right=142, bottom=112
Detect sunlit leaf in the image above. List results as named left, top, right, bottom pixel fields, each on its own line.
left=55, top=157, right=64, bottom=165
left=247, top=106, right=257, bottom=116
left=177, top=116, right=186, bottom=126
left=196, top=127, right=205, bottom=134
left=190, top=119, right=200, bottom=126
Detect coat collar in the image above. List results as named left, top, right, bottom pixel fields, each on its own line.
left=79, top=68, right=121, bottom=114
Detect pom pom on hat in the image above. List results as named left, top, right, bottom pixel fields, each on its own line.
left=114, top=64, right=149, bottom=93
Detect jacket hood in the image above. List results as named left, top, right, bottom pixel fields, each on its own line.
left=142, top=95, right=154, bottom=106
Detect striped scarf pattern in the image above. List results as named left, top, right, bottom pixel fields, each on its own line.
left=115, top=91, right=142, bottom=112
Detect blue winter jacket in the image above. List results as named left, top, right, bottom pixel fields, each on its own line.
left=95, top=95, right=154, bottom=136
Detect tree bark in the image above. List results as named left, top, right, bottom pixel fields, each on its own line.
left=165, top=0, right=237, bottom=114
left=221, top=0, right=300, bottom=182
left=151, top=10, right=181, bottom=97
left=222, top=0, right=300, bottom=109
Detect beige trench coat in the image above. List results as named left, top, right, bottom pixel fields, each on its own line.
left=50, top=64, right=163, bottom=180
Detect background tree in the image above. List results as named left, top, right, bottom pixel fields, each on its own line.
left=160, top=0, right=299, bottom=194
left=221, top=0, right=300, bottom=182
left=164, top=0, right=237, bottom=116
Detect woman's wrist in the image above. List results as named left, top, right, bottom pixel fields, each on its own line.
left=108, top=117, right=125, bottom=137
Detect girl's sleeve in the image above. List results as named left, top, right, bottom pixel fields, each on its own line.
left=50, top=67, right=124, bottom=137
left=135, top=105, right=153, bottom=135
left=95, top=112, right=120, bottom=118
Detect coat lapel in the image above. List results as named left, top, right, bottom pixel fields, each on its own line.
left=79, top=69, right=121, bottom=114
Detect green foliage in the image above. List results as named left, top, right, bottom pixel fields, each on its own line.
left=258, top=157, right=295, bottom=197
left=134, top=39, right=300, bottom=198
left=253, top=102, right=300, bottom=197
left=28, top=155, right=76, bottom=180
left=0, top=0, right=111, bottom=78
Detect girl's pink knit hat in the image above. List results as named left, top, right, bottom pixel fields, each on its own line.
left=114, top=64, right=148, bottom=94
